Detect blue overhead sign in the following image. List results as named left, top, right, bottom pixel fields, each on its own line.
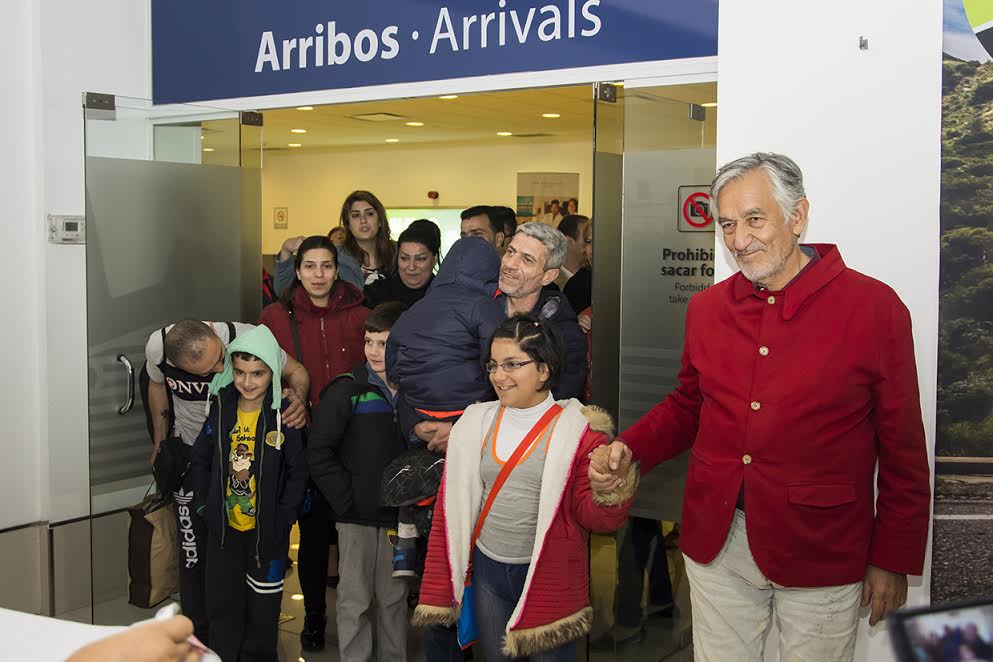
left=152, top=1, right=718, bottom=104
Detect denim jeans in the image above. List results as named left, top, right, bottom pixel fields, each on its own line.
left=472, top=547, right=577, bottom=662
left=426, top=624, right=465, bottom=662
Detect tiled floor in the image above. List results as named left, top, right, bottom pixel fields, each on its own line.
left=60, top=525, right=693, bottom=661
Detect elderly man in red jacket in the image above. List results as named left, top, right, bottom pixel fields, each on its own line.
left=590, top=152, right=931, bottom=661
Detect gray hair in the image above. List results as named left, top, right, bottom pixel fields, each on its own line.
left=516, top=222, right=568, bottom=270
left=711, top=152, right=806, bottom=223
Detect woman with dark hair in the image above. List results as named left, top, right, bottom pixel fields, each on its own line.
left=259, top=234, right=369, bottom=653
left=340, top=189, right=397, bottom=286
left=364, top=223, right=441, bottom=309
left=273, top=190, right=397, bottom=294
left=413, top=315, right=637, bottom=662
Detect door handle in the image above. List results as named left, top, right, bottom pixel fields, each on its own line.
left=117, top=354, right=135, bottom=415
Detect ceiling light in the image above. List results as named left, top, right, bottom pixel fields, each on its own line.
left=290, top=128, right=307, bottom=134
left=202, top=147, right=215, bottom=152
left=296, top=106, right=314, bottom=111
left=290, top=544, right=299, bottom=550
left=288, top=143, right=302, bottom=148
left=290, top=594, right=304, bottom=601
left=496, top=131, right=513, bottom=137
left=385, top=138, right=400, bottom=143
left=541, top=113, right=561, bottom=119
left=405, top=121, right=424, bottom=127
left=200, top=135, right=204, bottom=140
left=439, top=95, right=459, bottom=100
left=701, top=102, right=718, bottom=108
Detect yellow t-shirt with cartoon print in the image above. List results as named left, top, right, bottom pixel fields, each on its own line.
left=227, top=408, right=261, bottom=531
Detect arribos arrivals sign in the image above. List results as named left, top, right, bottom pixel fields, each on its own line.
left=152, top=0, right=718, bottom=104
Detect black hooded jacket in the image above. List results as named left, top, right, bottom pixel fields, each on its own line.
left=385, top=237, right=505, bottom=411
left=308, top=361, right=406, bottom=527
left=190, top=385, right=308, bottom=560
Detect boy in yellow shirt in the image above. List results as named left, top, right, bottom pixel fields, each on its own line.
left=191, top=325, right=308, bottom=662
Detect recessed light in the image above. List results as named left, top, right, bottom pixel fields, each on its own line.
left=496, top=131, right=513, bottom=137
left=701, top=102, right=718, bottom=108
left=405, top=121, right=424, bottom=127
left=291, top=128, right=307, bottom=134
left=439, top=95, right=459, bottom=100
left=202, top=147, right=215, bottom=152
left=288, top=143, right=302, bottom=147
left=296, top=106, right=314, bottom=111
left=541, top=113, right=561, bottom=119
left=291, top=594, right=304, bottom=601
left=200, top=135, right=204, bottom=140
left=385, top=138, right=400, bottom=143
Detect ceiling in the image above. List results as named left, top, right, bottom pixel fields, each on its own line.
left=201, top=82, right=717, bottom=155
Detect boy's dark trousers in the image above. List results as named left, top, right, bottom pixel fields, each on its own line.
left=297, top=481, right=337, bottom=615
left=173, top=448, right=209, bottom=644
left=206, top=527, right=286, bottom=662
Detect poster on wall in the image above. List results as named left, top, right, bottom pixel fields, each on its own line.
left=516, top=172, right=580, bottom=226
left=931, top=0, right=993, bottom=606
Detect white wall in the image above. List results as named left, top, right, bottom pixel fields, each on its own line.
left=40, top=0, right=151, bottom=524
left=261, top=140, right=593, bottom=254
left=0, top=0, right=151, bottom=532
left=0, top=0, right=45, bottom=531
left=716, top=1, right=942, bottom=660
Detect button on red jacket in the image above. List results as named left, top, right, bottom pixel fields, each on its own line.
left=259, top=282, right=369, bottom=407
left=621, top=244, right=931, bottom=587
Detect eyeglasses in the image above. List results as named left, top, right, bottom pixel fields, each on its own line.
left=484, top=360, right=536, bottom=374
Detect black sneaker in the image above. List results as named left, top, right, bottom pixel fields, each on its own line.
left=300, top=611, right=326, bottom=652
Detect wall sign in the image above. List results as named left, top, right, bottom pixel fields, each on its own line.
left=152, top=0, right=718, bottom=104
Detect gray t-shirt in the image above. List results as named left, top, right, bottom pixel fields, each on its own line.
left=145, top=321, right=287, bottom=445
left=477, top=394, right=558, bottom=564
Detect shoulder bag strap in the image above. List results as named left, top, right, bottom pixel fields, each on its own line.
left=467, top=403, right=563, bottom=572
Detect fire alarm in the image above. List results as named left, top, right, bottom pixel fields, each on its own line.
left=428, top=191, right=439, bottom=200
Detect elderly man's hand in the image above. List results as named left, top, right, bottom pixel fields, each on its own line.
left=861, top=565, right=908, bottom=626
left=427, top=422, right=453, bottom=453
left=281, top=388, right=308, bottom=429
left=588, top=440, right=632, bottom=493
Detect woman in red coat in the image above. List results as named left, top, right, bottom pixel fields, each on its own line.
left=259, top=234, right=369, bottom=653
left=412, top=315, right=638, bottom=661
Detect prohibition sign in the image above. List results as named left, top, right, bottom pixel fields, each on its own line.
left=682, top=192, right=713, bottom=228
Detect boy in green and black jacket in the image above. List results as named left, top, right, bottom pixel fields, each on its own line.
left=190, top=324, right=308, bottom=662
left=308, top=302, right=410, bottom=662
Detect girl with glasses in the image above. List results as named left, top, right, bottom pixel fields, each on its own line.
left=413, top=315, right=638, bottom=662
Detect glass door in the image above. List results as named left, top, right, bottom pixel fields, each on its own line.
left=589, top=81, right=717, bottom=661
left=82, top=94, right=262, bottom=625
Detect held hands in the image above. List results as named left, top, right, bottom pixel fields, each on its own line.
left=588, top=440, right=633, bottom=494
left=862, top=565, right=908, bottom=626
left=281, top=388, right=308, bottom=429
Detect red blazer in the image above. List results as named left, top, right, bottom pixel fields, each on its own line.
left=621, top=244, right=931, bottom=588
left=259, top=282, right=369, bottom=407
